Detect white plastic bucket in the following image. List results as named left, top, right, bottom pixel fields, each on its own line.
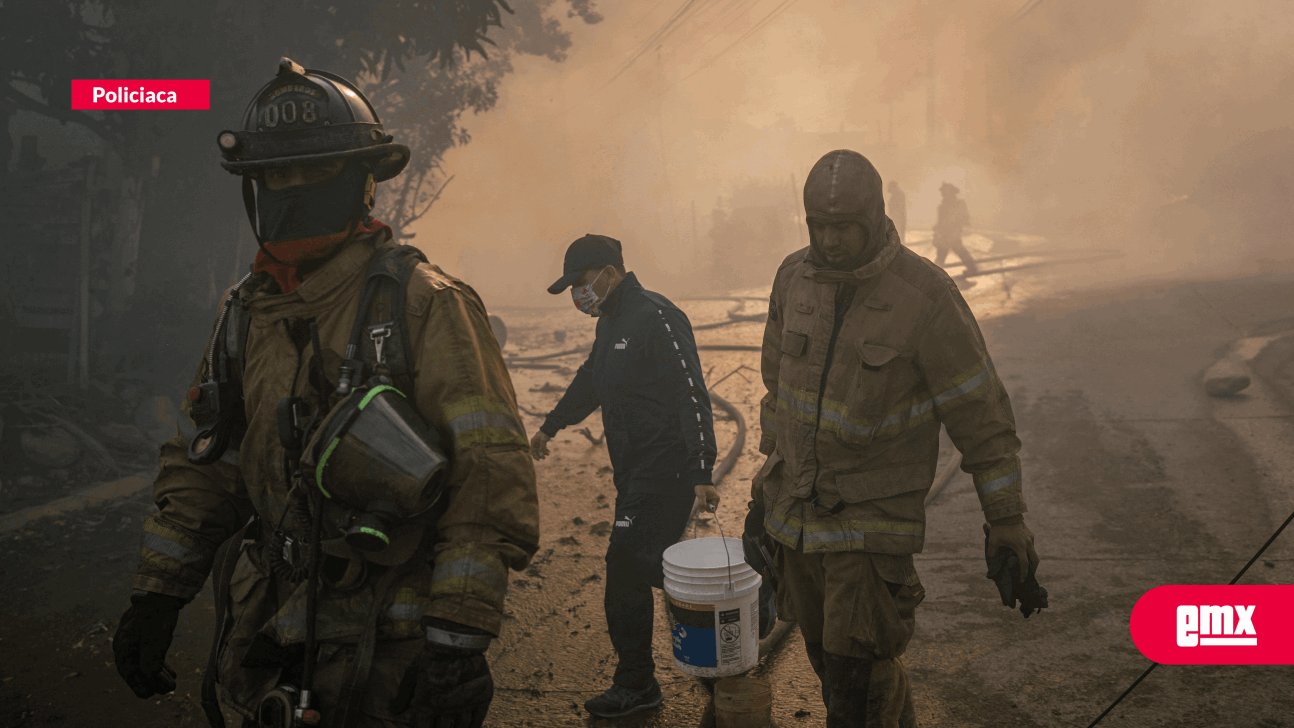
left=662, top=537, right=761, bottom=678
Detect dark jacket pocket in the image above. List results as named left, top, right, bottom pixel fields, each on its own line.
left=751, top=450, right=784, bottom=501
left=833, top=464, right=931, bottom=503
left=780, top=331, right=808, bottom=357
left=858, top=343, right=900, bottom=370
left=832, top=342, right=903, bottom=449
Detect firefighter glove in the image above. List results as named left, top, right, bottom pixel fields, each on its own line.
left=742, top=501, right=770, bottom=576
left=113, top=590, right=186, bottom=699
left=391, top=621, right=494, bottom=728
left=983, top=523, right=1049, bottom=618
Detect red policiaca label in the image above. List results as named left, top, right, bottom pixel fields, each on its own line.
left=71, top=80, right=209, bottom=110
left=1130, top=585, right=1294, bottom=665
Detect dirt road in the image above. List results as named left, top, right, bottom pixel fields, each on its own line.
left=3, top=261, right=1293, bottom=727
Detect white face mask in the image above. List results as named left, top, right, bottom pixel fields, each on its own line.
left=570, top=268, right=607, bottom=317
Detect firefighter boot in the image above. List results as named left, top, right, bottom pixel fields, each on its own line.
left=823, top=651, right=873, bottom=727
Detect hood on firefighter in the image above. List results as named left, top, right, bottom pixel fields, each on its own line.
left=803, top=149, right=891, bottom=269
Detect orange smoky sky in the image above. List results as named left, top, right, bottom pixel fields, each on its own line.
left=410, top=0, right=1294, bottom=307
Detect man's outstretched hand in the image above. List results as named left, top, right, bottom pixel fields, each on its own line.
left=530, top=431, right=552, bottom=460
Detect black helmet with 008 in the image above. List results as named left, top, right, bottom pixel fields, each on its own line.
left=216, top=57, right=409, bottom=182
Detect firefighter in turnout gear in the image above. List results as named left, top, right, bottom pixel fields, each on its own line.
left=745, top=150, right=1040, bottom=726
left=111, top=58, right=539, bottom=728
left=932, top=182, right=978, bottom=275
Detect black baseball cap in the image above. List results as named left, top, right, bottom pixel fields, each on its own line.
left=547, top=234, right=624, bottom=294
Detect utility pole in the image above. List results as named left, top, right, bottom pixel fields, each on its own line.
left=74, top=160, right=96, bottom=389
left=925, top=1, right=941, bottom=146
left=691, top=199, right=698, bottom=249
left=656, top=44, right=673, bottom=251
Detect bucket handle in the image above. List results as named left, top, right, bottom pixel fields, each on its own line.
left=693, top=504, right=736, bottom=598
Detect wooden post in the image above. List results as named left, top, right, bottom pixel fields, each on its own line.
left=77, top=161, right=96, bottom=389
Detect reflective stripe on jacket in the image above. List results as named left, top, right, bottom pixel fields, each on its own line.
left=132, top=232, right=538, bottom=636
left=754, top=228, right=1025, bottom=555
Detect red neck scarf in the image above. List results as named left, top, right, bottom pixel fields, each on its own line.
left=253, top=218, right=393, bottom=294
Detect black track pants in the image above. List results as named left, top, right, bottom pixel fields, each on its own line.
left=604, top=488, right=696, bottom=689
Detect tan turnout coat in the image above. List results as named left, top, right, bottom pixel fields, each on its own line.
left=754, top=228, right=1027, bottom=555
left=130, top=232, right=538, bottom=720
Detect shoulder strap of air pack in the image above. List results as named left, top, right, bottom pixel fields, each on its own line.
left=343, top=244, right=429, bottom=398
left=187, top=274, right=254, bottom=465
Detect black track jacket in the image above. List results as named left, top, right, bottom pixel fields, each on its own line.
left=541, top=273, right=717, bottom=493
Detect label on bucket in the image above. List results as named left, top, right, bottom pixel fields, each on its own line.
left=718, top=608, right=743, bottom=665
left=669, top=596, right=717, bottom=667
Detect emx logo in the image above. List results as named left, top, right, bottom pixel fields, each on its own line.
left=1176, top=604, right=1256, bottom=646
left=1130, top=585, right=1294, bottom=664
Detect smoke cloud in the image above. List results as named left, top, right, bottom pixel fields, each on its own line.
left=409, top=0, right=1294, bottom=308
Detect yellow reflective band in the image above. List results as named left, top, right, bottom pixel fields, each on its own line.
left=431, top=546, right=508, bottom=605
left=358, top=526, right=389, bottom=544
left=931, top=360, right=993, bottom=412
left=442, top=395, right=526, bottom=448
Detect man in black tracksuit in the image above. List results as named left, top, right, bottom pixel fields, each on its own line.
left=531, top=234, right=719, bottom=718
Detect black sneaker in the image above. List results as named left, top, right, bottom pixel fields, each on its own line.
left=583, top=681, right=664, bottom=718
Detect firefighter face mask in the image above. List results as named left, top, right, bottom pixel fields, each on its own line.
left=256, top=163, right=368, bottom=242
left=571, top=268, right=608, bottom=317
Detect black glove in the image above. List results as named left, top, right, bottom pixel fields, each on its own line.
left=983, top=525, right=1049, bottom=618
left=391, top=622, right=494, bottom=728
left=756, top=578, right=777, bottom=640
left=744, top=501, right=780, bottom=639
left=742, top=501, right=770, bottom=576
left=113, top=590, right=187, bottom=699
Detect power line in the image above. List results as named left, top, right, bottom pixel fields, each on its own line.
left=598, top=0, right=711, bottom=90
left=1009, top=0, right=1046, bottom=23
left=612, top=0, right=799, bottom=115
left=676, top=0, right=799, bottom=86
left=690, top=0, right=767, bottom=56
left=557, top=0, right=800, bottom=121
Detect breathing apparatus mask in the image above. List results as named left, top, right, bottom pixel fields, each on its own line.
left=298, top=373, right=450, bottom=554
left=570, top=268, right=608, bottom=317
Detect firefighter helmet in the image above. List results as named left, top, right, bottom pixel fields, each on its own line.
left=217, top=58, right=409, bottom=182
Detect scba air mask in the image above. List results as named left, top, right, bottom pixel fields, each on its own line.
left=299, top=375, right=450, bottom=555
left=571, top=268, right=608, bottom=316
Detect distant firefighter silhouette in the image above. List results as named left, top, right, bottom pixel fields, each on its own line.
left=887, top=180, right=907, bottom=243
left=932, top=182, right=978, bottom=275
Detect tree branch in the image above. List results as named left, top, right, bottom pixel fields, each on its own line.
left=410, top=174, right=455, bottom=223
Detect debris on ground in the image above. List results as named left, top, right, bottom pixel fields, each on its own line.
left=1205, top=375, right=1251, bottom=396
left=20, top=428, right=81, bottom=469
left=575, top=427, right=605, bottom=445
